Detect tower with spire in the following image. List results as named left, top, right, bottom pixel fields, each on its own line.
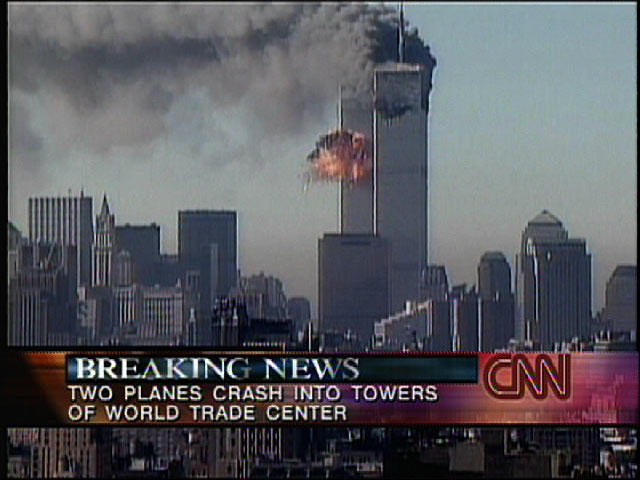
left=92, top=194, right=116, bottom=287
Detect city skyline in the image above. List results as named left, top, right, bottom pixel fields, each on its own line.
left=8, top=3, right=636, bottom=313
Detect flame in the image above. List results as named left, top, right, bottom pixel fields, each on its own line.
left=306, top=129, right=372, bottom=184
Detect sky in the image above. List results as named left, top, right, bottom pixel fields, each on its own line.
left=8, top=3, right=636, bottom=315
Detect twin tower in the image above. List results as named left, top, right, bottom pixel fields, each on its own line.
left=319, top=61, right=436, bottom=343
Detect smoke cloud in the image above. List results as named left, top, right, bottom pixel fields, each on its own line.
left=9, top=3, right=435, bottom=165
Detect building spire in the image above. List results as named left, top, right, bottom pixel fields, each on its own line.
left=100, top=193, right=110, bottom=216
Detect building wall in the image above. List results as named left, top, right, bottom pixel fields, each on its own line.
left=516, top=212, right=591, bottom=349
left=178, top=211, right=237, bottom=342
left=28, top=195, right=93, bottom=286
left=340, top=93, right=374, bottom=234
left=603, top=265, right=637, bottom=333
left=114, top=224, right=160, bottom=285
left=374, top=66, right=429, bottom=312
left=8, top=244, right=78, bottom=346
left=319, top=234, right=390, bottom=342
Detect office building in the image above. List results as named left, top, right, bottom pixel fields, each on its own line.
left=77, top=285, right=113, bottom=343
left=602, top=265, right=636, bottom=333
left=319, top=233, right=390, bottom=342
left=451, top=284, right=479, bottom=352
left=338, top=44, right=435, bottom=312
left=8, top=243, right=78, bottom=346
left=28, top=193, right=93, bottom=286
left=234, top=272, right=287, bottom=320
left=374, top=63, right=430, bottom=311
left=421, top=264, right=449, bottom=301
left=287, top=296, right=311, bottom=333
left=340, top=92, right=375, bottom=234
left=178, top=210, right=237, bottom=324
left=478, top=252, right=515, bottom=352
left=515, top=211, right=592, bottom=350
left=114, top=223, right=160, bottom=285
left=478, top=251, right=511, bottom=300
left=92, top=195, right=115, bottom=287
left=139, top=284, right=185, bottom=343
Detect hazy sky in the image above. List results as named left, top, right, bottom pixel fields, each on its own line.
left=8, top=3, right=636, bottom=315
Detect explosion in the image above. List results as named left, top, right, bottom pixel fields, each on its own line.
left=306, top=129, right=372, bottom=185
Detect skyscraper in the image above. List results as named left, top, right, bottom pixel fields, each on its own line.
left=92, top=195, right=115, bottom=287
left=602, top=265, right=637, bottom=333
left=28, top=193, right=93, bottom=286
left=478, top=252, right=515, bottom=352
left=515, top=211, right=592, bottom=350
left=374, top=64, right=430, bottom=312
left=340, top=93, right=374, bottom=234
left=478, top=251, right=511, bottom=300
left=114, top=223, right=160, bottom=285
left=8, top=242, right=78, bottom=345
left=451, top=284, right=478, bottom=352
left=339, top=64, right=433, bottom=312
left=318, top=233, right=390, bottom=342
left=179, top=210, right=237, bottom=342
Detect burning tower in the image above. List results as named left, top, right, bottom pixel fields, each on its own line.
left=320, top=8, right=436, bottom=339
left=339, top=12, right=435, bottom=312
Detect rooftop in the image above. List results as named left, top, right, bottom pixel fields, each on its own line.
left=529, top=210, right=563, bottom=226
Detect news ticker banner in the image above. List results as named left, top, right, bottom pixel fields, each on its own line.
left=3, top=351, right=638, bottom=426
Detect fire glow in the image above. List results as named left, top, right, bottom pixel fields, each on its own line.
left=306, top=130, right=372, bottom=184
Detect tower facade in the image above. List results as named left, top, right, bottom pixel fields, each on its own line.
left=318, top=233, right=390, bottom=343
left=338, top=63, right=433, bottom=313
left=515, top=211, right=592, bottom=349
left=478, top=251, right=515, bottom=351
left=340, top=93, right=375, bottom=234
left=179, top=210, right=237, bottom=344
left=374, top=64, right=430, bottom=311
left=28, top=193, right=93, bottom=286
left=92, top=195, right=116, bottom=287
left=602, top=265, right=637, bottom=333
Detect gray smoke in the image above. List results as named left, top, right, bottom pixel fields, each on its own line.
left=9, top=3, right=435, bottom=166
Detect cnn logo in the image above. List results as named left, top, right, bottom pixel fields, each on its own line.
left=484, top=353, right=571, bottom=400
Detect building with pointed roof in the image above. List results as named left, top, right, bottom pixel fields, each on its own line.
left=93, top=194, right=116, bottom=287
left=515, top=211, right=592, bottom=349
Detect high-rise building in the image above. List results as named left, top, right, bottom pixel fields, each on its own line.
left=77, top=285, right=113, bottom=343
left=234, top=272, right=288, bottom=320
left=478, top=252, right=515, bottom=352
left=139, top=284, right=185, bottom=344
left=374, top=64, right=430, bottom=312
left=338, top=42, right=435, bottom=313
left=318, top=233, right=390, bottom=343
left=340, top=93, right=375, bottom=234
left=8, top=242, right=78, bottom=346
left=451, top=284, right=479, bottom=352
left=478, top=251, right=511, bottom=300
left=421, top=264, right=449, bottom=301
left=602, top=265, right=636, bottom=333
left=92, top=194, right=115, bottom=287
left=287, top=296, right=311, bottom=333
left=28, top=193, right=93, bottom=286
left=114, top=223, right=160, bottom=285
left=515, top=211, right=592, bottom=350
left=178, top=210, right=237, bottom=316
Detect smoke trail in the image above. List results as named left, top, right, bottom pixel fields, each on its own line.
left=9, top=3, right=435, bottom=165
